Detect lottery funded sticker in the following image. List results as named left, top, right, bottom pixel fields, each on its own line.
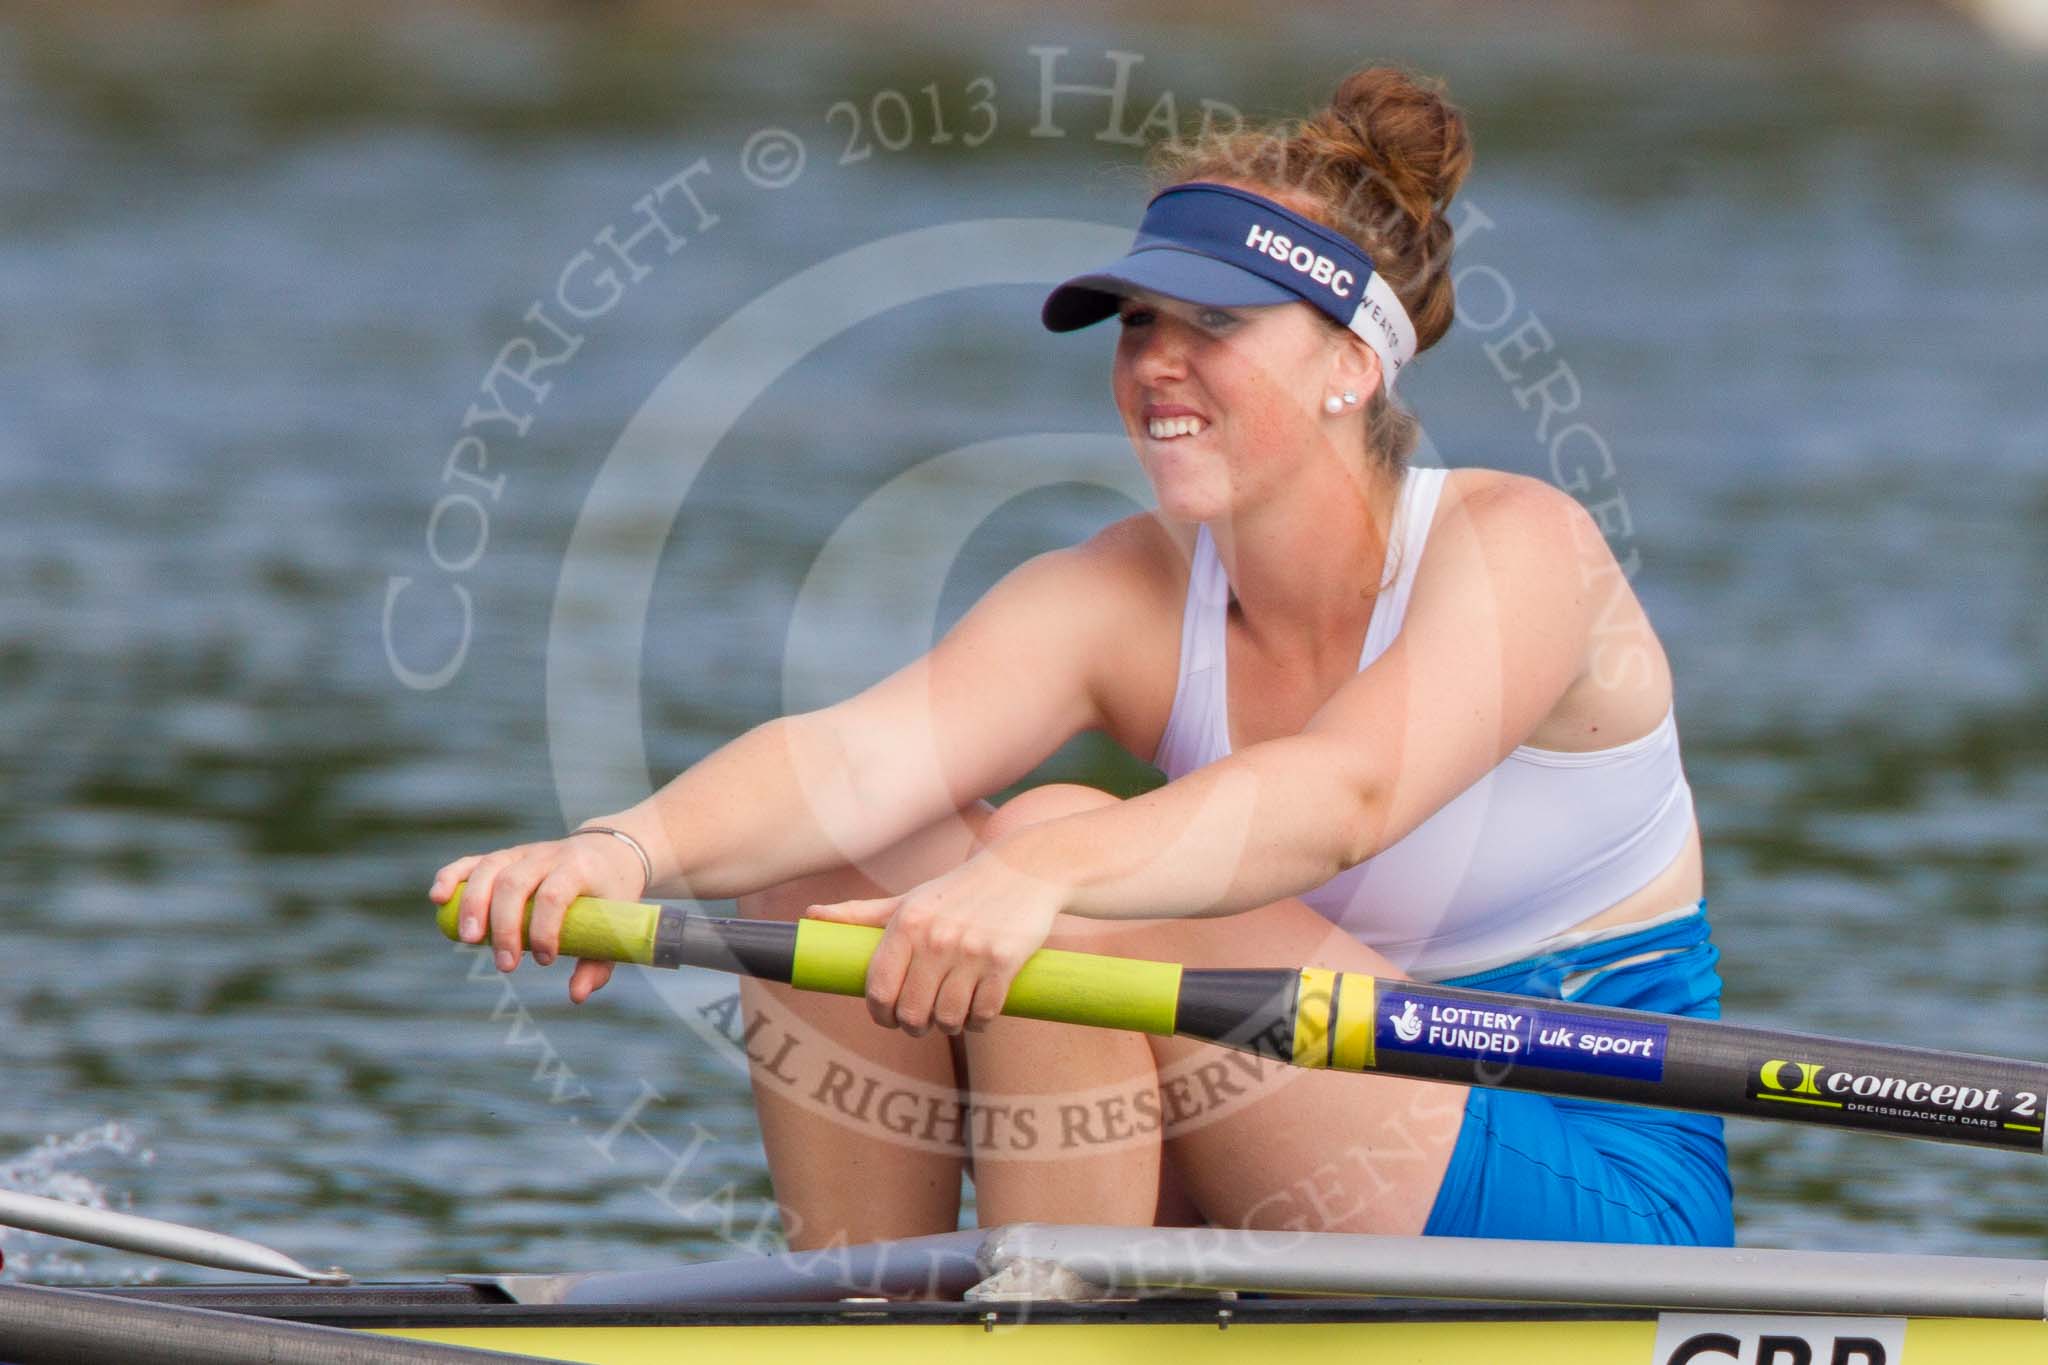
left=1377, top=986, right=1667, bottom=1082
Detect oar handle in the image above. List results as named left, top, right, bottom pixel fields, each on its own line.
left=437, top=884, right=1185, bottom=1034
left=436, top=888, right=664, bottom=965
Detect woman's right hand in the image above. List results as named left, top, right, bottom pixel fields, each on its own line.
left=428, top=832, right=648, bottom=1002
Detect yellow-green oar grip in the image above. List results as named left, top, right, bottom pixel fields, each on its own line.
left=438, top=882, right=663, bottom=965
left=791, top=919, right=1183, bottom=1036
left=438, top=887, right=1183, bottom=1038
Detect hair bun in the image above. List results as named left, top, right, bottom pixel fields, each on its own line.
left=1312, top=66, right=1472, bottom=236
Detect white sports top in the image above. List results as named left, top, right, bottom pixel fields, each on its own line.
left=1151, top=466, right=1697, bottom=978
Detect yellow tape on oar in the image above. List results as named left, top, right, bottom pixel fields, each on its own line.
left=1292, top=967, right=1336, bottom=1067
left=792, top=919, right=1184, bottom=1036
left=1289, top=968, right=1380, bottom=1071
left=438, top=884, right=662, bottom=965
left=1330, top=971, right=1376, bottom=1072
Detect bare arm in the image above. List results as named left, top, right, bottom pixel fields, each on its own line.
left=603, top=547, right=1120, bottom=900
left=429, top=518, right=1173, bottom=987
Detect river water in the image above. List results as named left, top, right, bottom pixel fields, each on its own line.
left=3, top=3, right=2044, bottom=1281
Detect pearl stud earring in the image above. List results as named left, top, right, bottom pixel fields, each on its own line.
left=1323, top=395, right=1344, bottom=415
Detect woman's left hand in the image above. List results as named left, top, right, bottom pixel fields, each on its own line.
left=805, top=842, right=1069, bottom=1037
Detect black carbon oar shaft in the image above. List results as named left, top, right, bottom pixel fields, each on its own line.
left=440, top=888, right=2048, bottom=1154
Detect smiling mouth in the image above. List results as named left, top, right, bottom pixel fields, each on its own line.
left=1146, top=415, right=1208, bottom=440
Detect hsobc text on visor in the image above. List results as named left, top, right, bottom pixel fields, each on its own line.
left=1041, top=181, right=1418, bottom=392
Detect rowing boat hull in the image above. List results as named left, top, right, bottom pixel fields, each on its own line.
left=105, top=1290, right=2041, bottom=1365
left=25, top=1223, right=2046, bottom=1365
left=47, top=1220, right=2048, bottom=1365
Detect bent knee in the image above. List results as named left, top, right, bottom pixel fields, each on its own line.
left=984, top=782, right=1119, bottom=843
left=737, top=874, right=838, bottom=923
left=1048, top=895, right=1399, bottom=972
left=739, top=802, right=999, bottom=921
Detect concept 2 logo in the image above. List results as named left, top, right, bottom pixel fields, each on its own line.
left=1748, top=1054, right=2044, bottom=1147
left=1755, top=1059, right=1824, bottom=1098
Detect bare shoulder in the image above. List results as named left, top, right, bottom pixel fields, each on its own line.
left=1402, top=468, right=1602, bottom=661
left=1420, top=468, right=1618, bottom=610
left=1056, top=512, right=1190, bottom=675
left=1069, top=511, right=1194, bottom=603
left=964, top=513, right=1179, bottom=609
left=1422, top=468, right=1672, bottom=747
left=1435, top=467, right=1602, bottom=550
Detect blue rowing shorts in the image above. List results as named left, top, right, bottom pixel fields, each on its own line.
left=1420, top=904, right=1735, bottom=1245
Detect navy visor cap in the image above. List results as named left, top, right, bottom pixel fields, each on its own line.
left=1042, top=182, right=1374, bottom=332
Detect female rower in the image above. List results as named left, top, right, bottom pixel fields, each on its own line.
left=431, top=66, right=1731, bottom=1249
